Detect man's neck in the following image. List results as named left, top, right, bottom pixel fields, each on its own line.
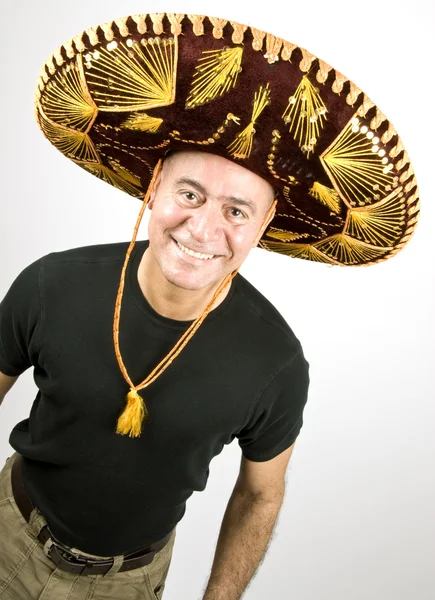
left=137, top=247, right=232, bottom=321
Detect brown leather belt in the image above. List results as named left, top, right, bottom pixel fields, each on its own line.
left=10, top=454, right=172, bottom=575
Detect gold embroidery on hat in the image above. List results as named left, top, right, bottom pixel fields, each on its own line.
left=381, top=123, right=396, bottom=145
left=39, top=68, right=49, bottom=85
left=344, top=188, right=406, bottom=246
left=383, top=185, right=419, bottom=256
left=209, top=17, right=228, bottom=39
left=99, top=22, right=115, bottom=42
left=404, top=182, right=416, bottom=198
left=282, top=75, right=327, bottom=157
left=131, top=15, right=147, bottom=35
left=114, top=17, right=130, bottom=37
left=85, top=27, right=100, bottom=47
left=121, top=113, right=163, bottom=133
left=167, top=13, right=185, bottom=35
left=186, top=46, right=243, bottom=109
left=331, top=71, right=347, bottom=94
left=45, top=57, right=56, bottom=76
left=266, top=130, right=300, bottom=185
left=266, top=229, right=310, bottom=242
left=63, top=40, right=75, bottom=60
left=37, top=107, right=99, bottom=162
left=320, top=115, right=397, bottom=207
left=150, top=13, right=165, bottom=35
left=389, top=138, right=404, bottom=160
left=228, top=84, right=271, bottom=159
left=94, top=124, right=171, bottom=151
left=264, top=34, right=283, bottom=64
left=370, top=108, right=386, bottom=132
left=357, top=96, right=375, bottom=118
left=346, top=81, right=362, bottom=106
left=313, top=234, right=388, bottom=265
left=282, top=187, right=339, bottom=234
left=39, top=56, right=98, bottom=133
left=98, top=146, right=154, bottom=179
left=231, top=22, right=247, bottom=44
left=281, top=41, right=297, bottom=62
left=72, top=34, right=86, bottom=53
left=77, top=161, right=143, bottom=196
left=85, top=36, right=177, bottom=112
left=408, top=195, right=419, bottom=216
left=399, top=162, right=414, bottom=185
left=53, top=49, right=64, bottom=68
left=299, top=49, right=316, bottom=73
left=170, top=113, right=240, bottom=145
left=188, top=14, right=205, bottom=35
left=108, top=160, right=143, bottom=186
left=315, top=59, right=333, bottom=84
left=309, top=183, right=341, bottom=214
left=267, top=129, right=284, bottom=182
left=261, top=240, right=335, bottom=263
left=250, top=27, right=266, bottom=52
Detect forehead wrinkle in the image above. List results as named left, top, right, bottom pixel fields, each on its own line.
left=173, top=176, right=257, bottom=215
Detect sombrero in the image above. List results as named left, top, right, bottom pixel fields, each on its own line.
left=33, top=13, right=420, bottom=438
left=34, top=12, right=419, bottom=267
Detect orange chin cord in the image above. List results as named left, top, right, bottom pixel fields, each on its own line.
left=113, top=161, right=277, bottom=438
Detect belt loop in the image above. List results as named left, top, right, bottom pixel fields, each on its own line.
left=26, top=506, right=48, bottom=540
left=104, top=554, right=124, bottom=575
left=43, top=537, right=54, bottom=558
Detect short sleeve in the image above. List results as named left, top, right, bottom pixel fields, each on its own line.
left=0, top=258, right=43, bottom=376
left=236, top=346, right=310, bottom=462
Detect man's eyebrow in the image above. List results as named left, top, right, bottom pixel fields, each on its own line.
left=174, top=177, right=257, bottom=215
left=174, top=177, right=207, bottom=196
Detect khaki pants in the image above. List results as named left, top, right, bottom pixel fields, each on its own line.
left=0, top=453, right=176, bottom=599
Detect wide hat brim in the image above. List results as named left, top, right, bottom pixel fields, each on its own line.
left=34, top=12, right=419, bottom=266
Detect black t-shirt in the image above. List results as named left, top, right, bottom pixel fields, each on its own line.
left=0, top=240, right=309, bottom=556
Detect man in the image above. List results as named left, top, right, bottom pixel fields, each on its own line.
left=0, top=9, right=418, bottom=600
left=0, top=149, right=309, bottom=600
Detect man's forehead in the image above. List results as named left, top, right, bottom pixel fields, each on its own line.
left=163, top=149, right=233, bottom=171
left=162, top=150, right=276, bottom=200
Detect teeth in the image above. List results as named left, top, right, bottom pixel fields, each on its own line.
left=176, top=241, right=214, bottom=260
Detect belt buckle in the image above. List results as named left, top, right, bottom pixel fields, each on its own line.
left=44, top=538, right=81, bottom=562
left=44, top=536, right=99, bottom=569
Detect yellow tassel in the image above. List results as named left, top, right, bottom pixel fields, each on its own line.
left=116, top=388, right=148, bottom=438
left=121, top=113, right=163, bottom=133
left=228, top=84, right=270, bottom=159
left=309, top=182, right=341, bottom=214
left=266, top=228, right=310, bottom=242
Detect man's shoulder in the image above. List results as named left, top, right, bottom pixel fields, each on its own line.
left=42, top=241, right=134, bottom=266
left=233, top=273, right=301, bottom=351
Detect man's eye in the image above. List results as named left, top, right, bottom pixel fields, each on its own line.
left=182, top=192, right=197, bottom=202
left=229, top=208, right=246, bottom=219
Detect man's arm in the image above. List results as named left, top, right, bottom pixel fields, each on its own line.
left=0, top=371, right=19, bottom=406
left=201, top=442, right=296, bottom=600
left=201, top=487, right=284, bottom=600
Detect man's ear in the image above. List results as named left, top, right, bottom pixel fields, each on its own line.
left=147, top=169, right=163, bottom=209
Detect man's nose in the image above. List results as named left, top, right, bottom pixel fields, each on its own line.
left=186, top=202, right=223, bottom=244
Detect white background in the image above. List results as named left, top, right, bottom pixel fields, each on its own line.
left=0, top=1, right=434, bottom=599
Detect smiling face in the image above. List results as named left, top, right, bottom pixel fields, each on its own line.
left=146, top=150, right=276, bottom=293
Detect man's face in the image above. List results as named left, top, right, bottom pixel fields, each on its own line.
left=147, top=150, right=275, bottom=291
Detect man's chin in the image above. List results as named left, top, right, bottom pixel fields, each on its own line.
left=160, top=264, right=228, bottom=292
left=164, top=274, right=218, bottom=292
